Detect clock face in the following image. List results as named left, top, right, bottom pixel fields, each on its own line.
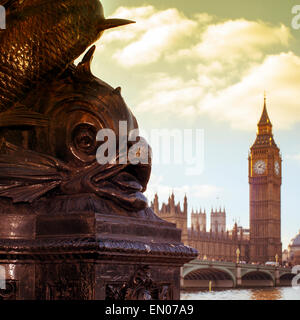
left=275, top=161, right=280, bottom=175
left=254, top=160, right=266, bottom=175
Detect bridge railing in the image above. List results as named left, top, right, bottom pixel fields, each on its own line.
left=186, top=259, right=291, bottom=272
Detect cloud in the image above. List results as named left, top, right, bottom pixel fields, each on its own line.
left=100, top=6, right=156, bottom=44
left=286, top=154, right=300, bottom=161
left=199, top=52, right=300, bottom=130
left=102, top=7, right=291, bottom=69
left=136, top=52, right=300, bottom=130
left=93, top=5, right=298, bottom=130
left=101, top=6, right=197, bottom=67
left=145, top=174, right=221, bottom=205
left=169, top=19, right=291, bottom=63
left=136, top=73, right=203, bottom=115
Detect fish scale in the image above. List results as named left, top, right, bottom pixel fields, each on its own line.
left=0, top=0, right=133, bottom=112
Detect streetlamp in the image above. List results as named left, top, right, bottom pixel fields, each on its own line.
left=236, top=248, right=240, bottom=264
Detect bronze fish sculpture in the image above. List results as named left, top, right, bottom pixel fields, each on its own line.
left=0, top=47, right=152, bottom=213
left=0, top=0, right=134, bottom=111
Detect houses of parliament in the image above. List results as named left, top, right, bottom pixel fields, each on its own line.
left=151, top=97, right=283, bottom=263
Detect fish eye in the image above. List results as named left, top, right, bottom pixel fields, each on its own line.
left=72, top=124, right=97, bottom=155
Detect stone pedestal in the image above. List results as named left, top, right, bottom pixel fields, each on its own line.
left=236, top=265, right=242, bottom=287
left=0, top=195, right=197, bottom=300
left=275, top=268, right=280, bottom=287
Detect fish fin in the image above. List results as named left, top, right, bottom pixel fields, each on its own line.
left=0, top=139, right=67, bottom=171
left=99, top=18, right=135, bottom=31
left=75, top=45, right=96, bottom=78
left=113, top=87, right=122, bottom=94
left=0, top=181, right=61, bottom=203
left=0, top=140, right=66, bottom=203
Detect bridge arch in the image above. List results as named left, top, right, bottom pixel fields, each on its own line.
left=241, top=270, right=275, bottom=282
left=183, top=265, right=236, bottom=288
left=241, top=270, right=275, bottom=287
left=279, top=272, right=294, bottom=279
left=279, top=272, right=294, bottom=286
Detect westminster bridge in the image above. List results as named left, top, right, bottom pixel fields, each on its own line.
left=181, top=260, right=294, bottom=289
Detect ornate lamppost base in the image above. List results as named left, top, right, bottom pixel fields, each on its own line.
left=0, top=196, right=197, bottom=300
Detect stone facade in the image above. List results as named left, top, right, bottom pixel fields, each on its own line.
left=210, top=209, right=226, bottom=233
left=287, top=231, right=300, bottom=265
left=151, top=194, right=250, bottom=262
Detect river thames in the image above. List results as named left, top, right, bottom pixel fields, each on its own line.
left=181, top=287, right=300, bottom=300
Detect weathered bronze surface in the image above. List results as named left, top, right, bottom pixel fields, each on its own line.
left=106, top=266, right=171, bottom=300
left=0, top=0, right=133, bottom=111
left=0, top=46, right=152, bottom=213
left=0, top=0, right=197, bottom=300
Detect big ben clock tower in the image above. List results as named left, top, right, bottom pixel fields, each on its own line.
left=249, top=94, right=282, bottom=263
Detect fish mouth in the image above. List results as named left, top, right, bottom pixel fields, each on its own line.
left=80, top=163, right=151, bottom=212
left=99, top=18, right=135, bottom=31
left=90, top=138, right=152, bottom=211
left=103, top=165, right=150, bottom=211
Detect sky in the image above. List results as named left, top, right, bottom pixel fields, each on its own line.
left=87, top=0, right=300, bottom=249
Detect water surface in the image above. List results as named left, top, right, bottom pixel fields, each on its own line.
left=181, top=287, right=300, bottom=300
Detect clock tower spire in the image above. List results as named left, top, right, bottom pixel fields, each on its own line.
left=249, top=94, right=282, bottom=263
